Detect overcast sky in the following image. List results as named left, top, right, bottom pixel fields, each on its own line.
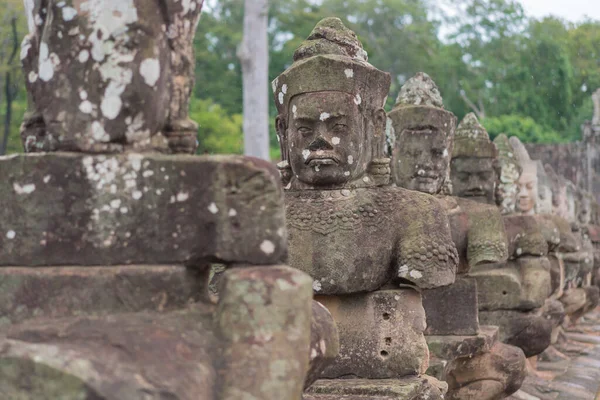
left=520, top=0, right=600, bottom=22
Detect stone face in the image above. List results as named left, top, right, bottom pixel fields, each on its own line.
left=478, top=310, right=553, bottom=357
left=0, top=266, right=206, bottom=326
left=451, top=113, right=498, bottom=205
left=444, top=342, right=526, bottom=400
left=494, top=134, right=521, bottom=215
left=0, top=153, right=287, bottom=266
left=21, top=0, right=203, bottom=154
left=422, top=277, right=480, bottom=335
left=510, top=136, right=538, bottom=216
left=503, top=215, right=549, bottom=259
left=317, top=289, right=429, bottom=379
left=470, top=258, right=552, bottom=311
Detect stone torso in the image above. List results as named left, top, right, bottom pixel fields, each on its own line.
left=286, top=186, right=458, bottom=294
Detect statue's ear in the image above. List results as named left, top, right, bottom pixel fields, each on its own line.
left=275, top=114, right=287, bottom=159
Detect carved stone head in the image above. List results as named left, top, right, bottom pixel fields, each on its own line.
left=593, top=88, right=600, bottom=128
left=565, top=181, right=578, bottom=224
left=545, top=164, right=569, bottom=219
left=387, top=73, right=457, bottom=195
left=273, top=18, right=391, bottom=191
left=509, top=137, right=538, bottom=216
left=578, top=190, right=593, bottom=226
left=450, top=113, right=497, bottom=204
left=535, top=160, right=553, bottom=215
left=493, top=134, right=521, bottom=214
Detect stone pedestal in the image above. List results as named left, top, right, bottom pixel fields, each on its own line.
left=422, top=277, right=479, bottom=335
left=304, top=377, right=447, bottom=400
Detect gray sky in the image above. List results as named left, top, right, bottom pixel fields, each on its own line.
left=520, top=0, right=600, bottom=22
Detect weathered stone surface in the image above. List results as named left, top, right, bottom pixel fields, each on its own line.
left=494, top=134, right=521, bottom=215
left=0, top=265, right=314, bottom=400
left=426, top=326, right=498, bottom=360
left=503, top=215, right=549, bottom=258
left=422, top=277, right=480, bottom=335
left=0, top=266, right=206, bottom=326
left=21, top=0, right=203, bottom=154
left=0, top=153, right=286, bottom=266
left=445, top=342, right=527, bottom=400
left=479, top=310, right=553, bottom=357
left=306, top=301, right=340, bottom=389
left=317, top=289, right=429, bottom=379
left=560, top=288, right=588, bottom=316
left=304, top=377, right=446, bottom=400
left=470, top=257, right=552, bottom=311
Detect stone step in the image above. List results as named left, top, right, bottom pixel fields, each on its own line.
left=304, top=377, right=447, bottom=400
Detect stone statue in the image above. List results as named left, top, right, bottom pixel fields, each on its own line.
left=451, top=113, right=498, bottom=205
left=20, top=0, right=202, bottom=154
left=510, top=137, right=538, bottom=216
left=494, top=134, right=522, bottom=215
left=388, top=73, right=525, bottom=400
left=274, top=19, right=457, bottom=398
left=593, top=88, right=600, bottom=127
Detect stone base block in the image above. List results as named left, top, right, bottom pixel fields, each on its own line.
left=0, top=266, right=206, bottom=326
left=304, top=376, right=446, bottom=400
left=0, top=153, right=287, bottom=266
left=422, top=277, right=479, bottom=335
left=478, top=310, right=552, bottom=357
left=0, top=265, right=313, bottom=400
left=316, top=289, right=429, bottom=379
left=469, top=257, right=551, bottom=311
left=426, top=325, right=498, bottom=361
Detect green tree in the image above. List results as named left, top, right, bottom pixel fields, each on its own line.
left=482, top=114, right=563, bottom=143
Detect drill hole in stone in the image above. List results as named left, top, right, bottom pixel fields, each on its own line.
left=380, top=350, right=389, bottom=357
left=385, top=337, right=392, bottom=345
left=502, top=290, right=508, bottom=295
left=382, top=313, right=391, bottom=320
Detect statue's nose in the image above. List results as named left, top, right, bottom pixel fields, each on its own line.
left=308, top=135, right=333, bottom=151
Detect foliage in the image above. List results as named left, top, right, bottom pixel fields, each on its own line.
left=190, top=98, right=243, bottom=154
left=482, top=115, right=564, bottom=144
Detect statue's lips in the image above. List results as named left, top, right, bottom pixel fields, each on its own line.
left=306, top=155, right=340, bottom=166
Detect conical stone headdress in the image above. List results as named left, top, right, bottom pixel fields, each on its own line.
left=494, top=134, right=521, bottom=214
left=452, top=113, right=496, bottom=159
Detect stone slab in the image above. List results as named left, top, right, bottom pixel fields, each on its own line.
left=304, top=377, right=446, bottom=400
left=422, top=277, right=480, bottom=335
left=0, top=153, right=287, bottom=266
left=0, top=266, right=205, bottom=326
left=426, top=325, right=498, bottom=360
left=316, top=289, right=429, bottom=379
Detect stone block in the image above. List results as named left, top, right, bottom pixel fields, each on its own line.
left=317, top=289, right=429, bottom=379
left=0, top=153, right=287, bottom=266
left=478, top=310, right=552, bottom=357
left=470, top=257, right=551, bottom=311
left=422, top=277, right=479, bottom=335
left=426, top=325, right=498, bottom=360
left=0, top=266, right=206, bottom=326
left=0, top=265, right=313, bottom=400
left=304, top=377, right=446, bottom=400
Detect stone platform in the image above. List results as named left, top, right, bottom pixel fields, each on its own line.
left=508, top=306, right=600, bottom=400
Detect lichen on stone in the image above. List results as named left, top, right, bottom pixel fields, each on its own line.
left=455, top=113, right=489, bottom=141
left=395, top=72, right=444, bottom=108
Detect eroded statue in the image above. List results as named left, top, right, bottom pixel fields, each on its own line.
left=20, top=0, right=202, bottom=154
left=274, top=19, right=457, bottom=398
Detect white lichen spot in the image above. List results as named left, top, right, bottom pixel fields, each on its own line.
left=139, top=58, right=160, bottom=87
left=344, top=69, right=354, bottom=78
left=79, top=101, right=93, bottom=114
left=78, top=50, right=89, bottom=63
left=176, top=192, right=189, bottom=202
left=110, top=199, right=121, bottom=209
left=285, top=182, right=291, bottom=190
left=260, top=240, right=275, bottom=255
left=332, top=137, right=340, bottom=145
left=292, top=105, right=298, bottom=119
left=13, top=182, right=36, bottom=195
left=43, top=175, right=51, bottom=183
left=6, top=230, right=16, bottom=239
left=319, top=112, right=330, bottom=121
left=313, top=280, right=322, bottom=292
left=28, top=71, right=38, bottom=83
left=229, top=208, right=237, bottom=217
left=79, top=90, right=88, bottom=100
left=132, top=190, right=143, bottom=200
left=302, top=149, right=310, bottom=160
left=443, top=149, right=448, bottom=157
left=347, top=155, right=354, bottom=165
left=208, top=202, right=219, bottom=214
left=394, top=295, right=400, bottom=301
left=142, top=170, right=154, bottom=178
left=363, top=176, right=370, bottom=183
left=409, top=270, right=423, bottom=279
left=311, top=348, right=318, bottom=360
left=62, top=6, right=77, bottom=21
left=282, top=84, right=288, bottom=94
left=38, top=42, right=54, bottom=82
left=91, top=121, right=109, bottom=142
left=20, top=41, right=32, bottom=61
left=278, top=91, right=284, bottom=105
left=516, top=248, right=522, bottom=255
left=120, top=207, right=128, bottom=214
left=354, top=94, right=362, bottom=105
left=398, top=264, right=409, bottom=276
left=344, top=171, right=350, bottom=176
left=314, top=165, right=320, bottom=172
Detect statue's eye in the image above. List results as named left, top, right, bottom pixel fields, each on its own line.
left=526, top=183, right=534, bottom=189
left=332, top=124, right=347, bottom=133
left=297, top=127, right=312, bottom=136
